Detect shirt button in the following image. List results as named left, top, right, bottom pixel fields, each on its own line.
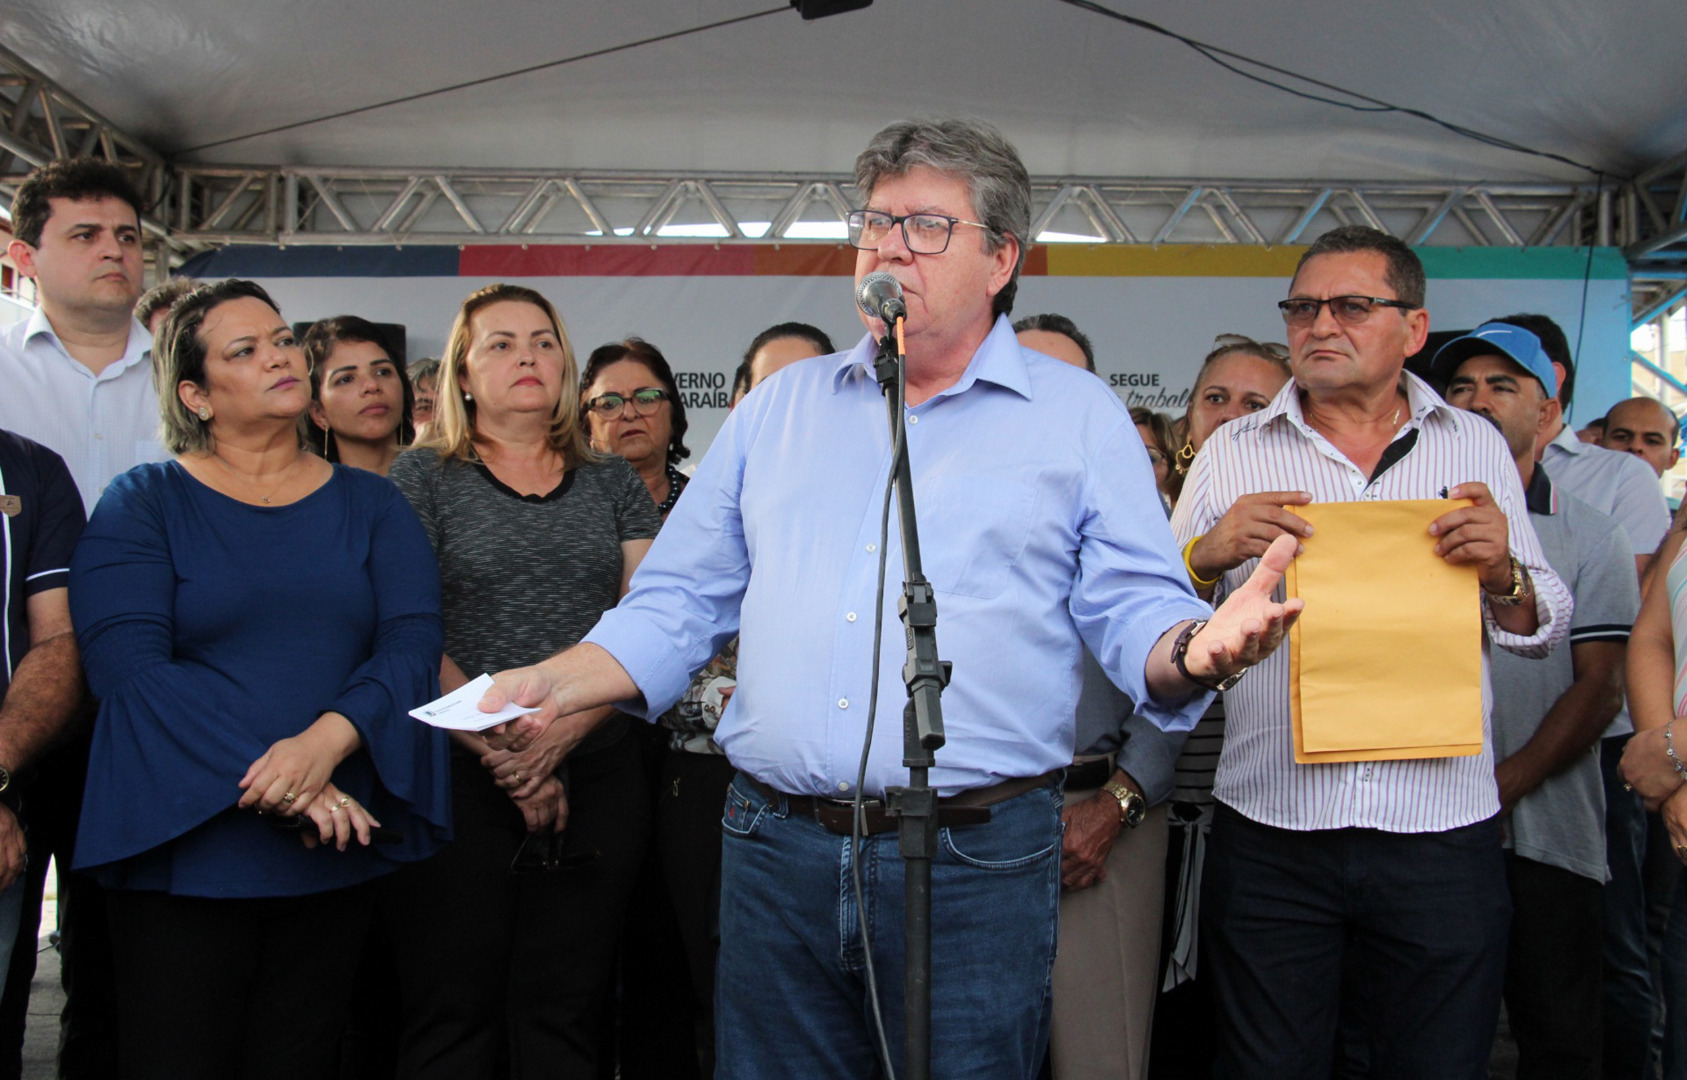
left=838, top=698, right=849, bottom=709
left=846, top=612, right=857, bottom=622
left=837, top=781, right=851, bottom=792
left=907, top=414, right=919, bottom=425
left=866, top=543, right=877, bottom=552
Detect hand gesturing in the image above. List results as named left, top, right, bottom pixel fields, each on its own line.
left=1184, top=533, right=1304, bottom=685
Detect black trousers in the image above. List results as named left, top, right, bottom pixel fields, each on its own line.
left=1504, top=852, right=1604, bottom=1080
left=613, top=726, right=701, bottom=1080
left=654, top=749, right=737, bottom=1078
left=1148, top=810, right=1216, bottom=1080
left=374, top=733, right=649, bottom=1080
left=1202, top=802, right=1510, bottom=1080
left=107, top=884, right=372, bottom=1080
left=0, top=728, right=119, bottom=1080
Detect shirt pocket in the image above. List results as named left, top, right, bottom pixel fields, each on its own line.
left=917, top=472, right=1041, bottom=600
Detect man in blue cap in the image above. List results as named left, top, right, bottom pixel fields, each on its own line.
left=1435, top=323, right=1637, bottom=1079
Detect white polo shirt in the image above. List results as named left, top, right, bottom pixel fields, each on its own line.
left=0, top=307, right=166, bottom=515
left=1540, top=424, right=1667, bottom=738
left=1541, top=425, right=1669, bottom=559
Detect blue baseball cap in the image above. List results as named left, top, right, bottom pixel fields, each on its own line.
left=1431, top=322, right=1558, bottom=398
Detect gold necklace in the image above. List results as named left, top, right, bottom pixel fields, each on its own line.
left=211, top=451, right=305, bottom=504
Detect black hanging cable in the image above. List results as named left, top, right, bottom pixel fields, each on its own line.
left=177, top=6, right=790, bottom=154
left=1568, top=172, right=1605, bottom=424
left=1051, top=0, right=1618, bottom=181
left=852, top=354, right=908, bottom=1080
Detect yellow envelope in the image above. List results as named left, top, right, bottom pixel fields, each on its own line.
left=1284, top=499, right=1483, bottom=764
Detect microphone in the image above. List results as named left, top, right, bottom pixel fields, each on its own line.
left=856, top=271, right=906, bottom=324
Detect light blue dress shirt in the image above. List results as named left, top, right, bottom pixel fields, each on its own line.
left=585, top=315, right=1213, bottom=797
left=0, top=308, right=163, bottom=516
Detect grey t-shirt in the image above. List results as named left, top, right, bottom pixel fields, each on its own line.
left=1491, top=467, right=1638, bottom=882
left=389, top=448, right=661, bottom=754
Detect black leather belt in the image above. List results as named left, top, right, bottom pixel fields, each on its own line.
left=745, top=770, right=1061, bottom=836
left=1064, top=756, right=1114, bottom=791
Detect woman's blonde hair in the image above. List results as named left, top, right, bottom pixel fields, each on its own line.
left=421, top=283, right=599, bottom=467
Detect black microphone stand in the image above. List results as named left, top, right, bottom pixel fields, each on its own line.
left=872, top=322, right=950, bottom=1080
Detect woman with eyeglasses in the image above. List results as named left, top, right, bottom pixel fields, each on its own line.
left=1149, top=334, right=1293, bottom=1080
left=580, top=337, right=690, bottom=515
left=581, top=338, right=731, bottom=1077
left=1131, top=406, right=1176, bottom=510
left=382, top=284, right=660, bottom=1079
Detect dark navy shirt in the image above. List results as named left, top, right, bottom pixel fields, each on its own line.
left=69, top=462, right=451, bottom=898
left=0, top=429, right=84, bottom=702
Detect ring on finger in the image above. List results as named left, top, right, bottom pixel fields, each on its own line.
left=328, top=803, right=340, bottom=814
left=338, top=796, right=350, bottom=808
left=282, top=792, right=297, bottom=804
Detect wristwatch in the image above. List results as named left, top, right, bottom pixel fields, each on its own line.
left=1172, top=619, right=1244, bottom=692
left=1101, top=777, right=1147, bottom=829
left=1485, top=556, right=1531, bottom=607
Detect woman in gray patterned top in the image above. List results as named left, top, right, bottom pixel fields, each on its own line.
left=381, top=284, right=660, bottom=1079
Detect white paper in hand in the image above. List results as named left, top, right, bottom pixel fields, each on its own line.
left=409, top=673, right=540, bottom=732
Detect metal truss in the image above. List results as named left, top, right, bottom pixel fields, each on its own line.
left=1625, top=149, right=1687, bottom=328
left=1, top=40, right=1683, bottom=327
left=0, top=43, right=178, bottom=250
left=170, top=164, right=1608, bottom=255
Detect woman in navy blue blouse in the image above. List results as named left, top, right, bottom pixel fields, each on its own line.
left=67, top=279, right=451, bottom=1080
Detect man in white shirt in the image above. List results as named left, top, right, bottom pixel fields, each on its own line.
left=1, top=157, right=165, bottom=516
left=0, top=157, right=163, bottom=1079
left=1173, top=226, right=1570, bottom=1079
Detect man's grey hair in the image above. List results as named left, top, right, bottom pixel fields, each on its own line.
left=855, top=118, right=1031, bottom=318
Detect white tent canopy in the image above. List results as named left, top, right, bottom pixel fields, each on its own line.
left=6, top=0, right=1685, bottom=184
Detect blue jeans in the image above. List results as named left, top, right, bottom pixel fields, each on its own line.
left=715, top=773, right=1061, bottom=1080
left=1601, top=735, right=1655, bottom=1080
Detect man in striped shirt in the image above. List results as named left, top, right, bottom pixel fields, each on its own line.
left=1171, top=225, right=1572, bottom=1080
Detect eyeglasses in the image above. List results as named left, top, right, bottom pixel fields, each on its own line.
left=1211, top=334, right=1289, bottom=360
left=1277, top=296, right=1419, bottom=328
left=847, top=210, right=991, bottom=255
left=585, top=387, right=668, bottom=417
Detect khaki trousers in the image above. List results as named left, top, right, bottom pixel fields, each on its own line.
left=1048, top=798, right=1169, bottom=1080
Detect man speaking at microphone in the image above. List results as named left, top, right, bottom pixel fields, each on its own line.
left=481, top=117, right=1299, bottom=1079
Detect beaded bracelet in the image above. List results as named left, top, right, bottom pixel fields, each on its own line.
left=1182, top=535, right=1221, bottom=590
left=1666, top=720, right=1687, bottom=781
